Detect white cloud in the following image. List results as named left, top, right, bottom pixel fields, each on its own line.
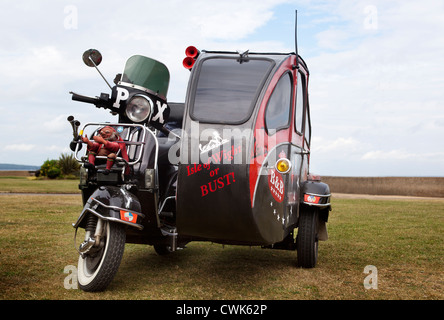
left=44, top=145, right=62, bottom=152
left=43, top=115, right=70, bottom=133
left=362, top=149, right=444, bottom=162
left=361, top=149, right=412, bottom=161
left=188, top=0, right=278, bottom=40
left=312, top=136, right=362, bottom=155
left=4, top=144, right=36, bottom=152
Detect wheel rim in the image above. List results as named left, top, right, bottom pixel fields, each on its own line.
left=84, top=244, right=105, bottom=276
left=78, top=222, right=109, bottom=284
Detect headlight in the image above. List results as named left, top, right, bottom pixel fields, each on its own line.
left=125, top=95, right=153, bottom=122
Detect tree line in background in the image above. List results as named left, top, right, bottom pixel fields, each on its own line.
left=36, top=153, right=80, bottom=179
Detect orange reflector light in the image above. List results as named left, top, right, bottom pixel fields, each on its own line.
left=304, top=194, right=320, bottom=204
left=275, top=158, right=291, bottom=174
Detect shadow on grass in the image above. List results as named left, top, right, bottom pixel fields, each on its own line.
left=111, top=243, right=297, bottom=297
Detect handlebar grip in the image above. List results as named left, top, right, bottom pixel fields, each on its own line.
left=70, top=92, right=99, bottom=105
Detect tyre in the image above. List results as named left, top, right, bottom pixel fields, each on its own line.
left=296, top=207, right=319, bottom=268
left=77, top=221, right=126, bottom=292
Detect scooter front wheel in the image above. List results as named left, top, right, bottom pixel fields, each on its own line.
left=77, top=221, right=126, bottom=292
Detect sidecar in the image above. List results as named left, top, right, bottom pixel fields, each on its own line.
left=176, top=48, right=331, bottom=266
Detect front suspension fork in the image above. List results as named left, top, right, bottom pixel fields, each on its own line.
left=76, top=214, right=105, bottom=257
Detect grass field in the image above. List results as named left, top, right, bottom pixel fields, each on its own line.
left=0, top=176, right=80, bottom=194
left=0, top=177, right=443, bottom=300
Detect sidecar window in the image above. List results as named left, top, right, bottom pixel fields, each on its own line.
left=265, top=72, right=293, bottom=133
left=191, top=57, right=273, bottom=124
left=294, top=71, right=304, bottom=134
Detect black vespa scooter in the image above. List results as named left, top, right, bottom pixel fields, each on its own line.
left=69, top=49, right=186, bottom=292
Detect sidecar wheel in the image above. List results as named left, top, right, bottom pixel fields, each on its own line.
left=296, top=207, right=319, bottom=268
left=77, top=221, right=126, bottom=292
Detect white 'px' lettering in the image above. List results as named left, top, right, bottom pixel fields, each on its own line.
left=113, top=87, right=129, bottom=109
left=152, top=101, right=168, bottom=123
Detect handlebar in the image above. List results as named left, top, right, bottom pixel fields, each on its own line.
left=69, top=91, right=119, bottom=113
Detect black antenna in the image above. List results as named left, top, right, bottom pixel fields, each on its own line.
left=294, top=10, right=299, bottom=70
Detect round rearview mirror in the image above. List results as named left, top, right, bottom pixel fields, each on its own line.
left=82, top=49, right=102, bottom=67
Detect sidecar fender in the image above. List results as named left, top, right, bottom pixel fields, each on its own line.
left=73, top=186, right=144, bottom=230
left=301, top=179, right=332, bottom=213
left=300, top=178, right=331, bottom=241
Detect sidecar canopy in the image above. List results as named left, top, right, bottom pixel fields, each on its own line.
left=177, top=49, right=312, bottom=246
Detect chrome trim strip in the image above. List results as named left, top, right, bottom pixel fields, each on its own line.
left=84, top=207, right=144, bottom=230
left=90, top=197, right=145, bottom=219
left=159, top=196, right=175, bottom=213
left=160, top=228, right=178, bottom=236
left=304, top=192, right=332, bottom=198
left=302, top=202, right=331, bottom=207
left=72, top=197, right=145, bottom=230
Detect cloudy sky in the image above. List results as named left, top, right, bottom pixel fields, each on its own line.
left=0, top=0, right=443, bottom=176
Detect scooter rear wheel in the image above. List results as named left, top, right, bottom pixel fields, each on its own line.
left=77, top=221, right=126, bottom=292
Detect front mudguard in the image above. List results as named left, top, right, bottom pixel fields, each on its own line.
left=73, top=186, right=145, bottom=230
left=300, top=179, right=332, bottom=241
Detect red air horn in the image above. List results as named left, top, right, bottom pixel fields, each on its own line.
left=183, top=46, right=200, bottom=70
left=185, top=46, right=199, bottom=58
left=183, top=57, right=195, bottom=69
